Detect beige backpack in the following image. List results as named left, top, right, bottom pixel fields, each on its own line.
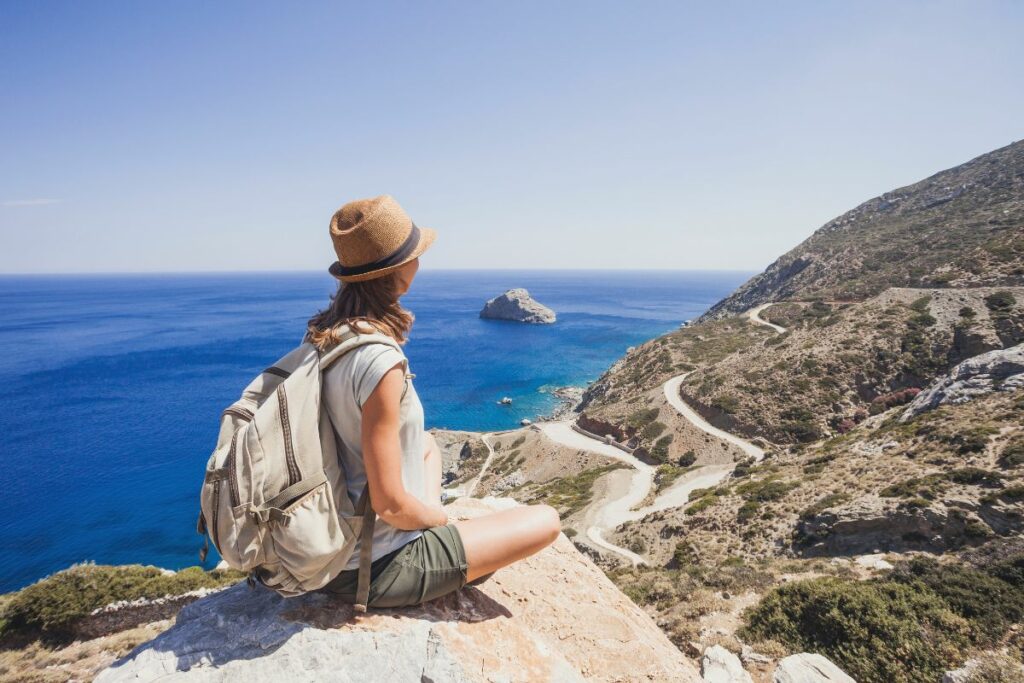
left=196, top=322, right=410, bottom=611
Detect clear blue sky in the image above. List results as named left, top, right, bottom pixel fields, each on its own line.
left=2, top=1, right=1021, bottom=274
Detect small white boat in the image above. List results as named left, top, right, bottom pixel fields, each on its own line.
left=497, top=396, right=513, bottom=405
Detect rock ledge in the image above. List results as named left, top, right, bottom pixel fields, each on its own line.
left=97, top=498, right=697, bottom=682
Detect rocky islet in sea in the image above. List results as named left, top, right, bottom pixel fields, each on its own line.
left=479, top=288, right=556, bottom=324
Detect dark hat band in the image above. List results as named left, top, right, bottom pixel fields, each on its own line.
left=330, top=222, right=421, bottom=277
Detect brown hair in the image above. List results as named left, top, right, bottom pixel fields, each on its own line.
left=305, top=272, right=414, bottom=351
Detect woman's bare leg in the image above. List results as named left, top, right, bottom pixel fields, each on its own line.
left=423, top=432, right=443, bottom=502
left=453, top=504, right=560, bottom=582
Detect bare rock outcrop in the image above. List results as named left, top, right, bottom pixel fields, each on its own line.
left=796, top=496, right=1011, bottom=556
left=701, top=644, right=752, bottom=682
left=901, top=343, right=1024, bottom=421
left=97, top=498, right=698, bottom=682
left=773, top=653, right=855, bottom=683
left=480, top=288, right=556, bottom=324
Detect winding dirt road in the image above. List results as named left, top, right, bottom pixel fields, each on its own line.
left=663, top=374, right=765, bottom=461
left=465, top=432, right=515, bottom=498
left=539, top=304, right=784, bottom=564
left=746, top=302, right=787, bottom=334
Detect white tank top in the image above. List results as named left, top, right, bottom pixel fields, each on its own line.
left=322, top=341, right=426, bottom=569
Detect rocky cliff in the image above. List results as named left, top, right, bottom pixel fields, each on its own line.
left=97, top=498, right=699, bottom=682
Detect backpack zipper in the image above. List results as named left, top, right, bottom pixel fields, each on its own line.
left=226, top=430, right=241, bottom=508
left=210, top=478, right=222, bottom=552
left=276, top=385, right=301, bottom=486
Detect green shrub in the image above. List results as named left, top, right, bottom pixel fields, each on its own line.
left=736, top=478, right=798, bottom=502
left=985, top=290, right=1017, bottom=315
left=991, top=484, right=1024, bottom=501
left=740, top=577, right=970, bottom=683
left=711, top=394, right=740, bottom=414
left=732, top=457, right=756, bottom=478
left=686, top=487, right=728, bottom=515
left=528, top=463, right=627, bottom=516
left=650, top=434, right=673, bottom=462
left=950, top=426, right=998, bottom=454
left=891, top=556, right=1024, bottom=646
left=677, top=450, right=697, bottom=467
left=910, top=296, right=932, bottom=313
left=0, top=563, right=244, bottom=645
left=654, top=463, right=686, bottom=493
left=998, top=435, right=1024, bottom=468
left=737, top=500, right=760, bottom=522
left=671, top=541, right=699, bottom=566
left=627, top=407, right=660, bottom=429
left=802, top=452, right=837, bottom=475
left=641, top=420, right=667, bottom=441
left=880, top=474, right=947, bottom=500
left=947, top=467, right=1002, bottom=487
left=799, top=492, right=850, bottom=520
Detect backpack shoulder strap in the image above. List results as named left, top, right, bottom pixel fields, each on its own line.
left=318, top=324, right=408, bottom=375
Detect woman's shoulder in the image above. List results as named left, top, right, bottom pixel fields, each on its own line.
left=345, top=341, right=408, bottom=407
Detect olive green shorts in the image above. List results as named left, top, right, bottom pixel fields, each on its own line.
left=320, top=524, right=469, bottom=608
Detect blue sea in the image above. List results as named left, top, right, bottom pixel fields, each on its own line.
left=0, top=269, right=748, bottom=592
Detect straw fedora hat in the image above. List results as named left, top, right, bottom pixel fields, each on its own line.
left=327, top=195, right=437, bottom=283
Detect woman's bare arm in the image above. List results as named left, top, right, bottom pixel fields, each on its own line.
left=361, top=362, right=448, bottom=530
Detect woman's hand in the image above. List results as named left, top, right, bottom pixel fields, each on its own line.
left=426, top=502, right=449, bottom=527
left=362, top=361, right=446, bottom=530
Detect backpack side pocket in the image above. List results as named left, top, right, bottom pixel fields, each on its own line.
left=263, top=476, right=354, bottom=587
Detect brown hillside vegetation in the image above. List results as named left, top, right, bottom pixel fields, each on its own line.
left=684, top=287, right=1023, bottom=444
left=700, top=139, right=1024, bottom=319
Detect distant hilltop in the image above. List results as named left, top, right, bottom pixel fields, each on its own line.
left=700, top=139, right=1024, bottom=321
left=480, top=288, right=556, bottom=324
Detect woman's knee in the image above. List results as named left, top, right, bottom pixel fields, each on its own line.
left=531, top=504, right=561, bottom=545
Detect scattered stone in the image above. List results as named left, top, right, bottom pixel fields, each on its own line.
left=853, top=554, right=894, bottom=571
left=701, top=644, right=753, bottom=683
left=480, top=288, right=556, bottom=324
left=740, top=645, right=772, bottom=665
left=942, top=659, right=978, bottom=683
left=492, top=470, right=525, bottom=494
left=773, top=653, right=855, bottom=682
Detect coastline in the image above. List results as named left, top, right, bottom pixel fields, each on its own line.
left=533, top=384, right=587, bottom=423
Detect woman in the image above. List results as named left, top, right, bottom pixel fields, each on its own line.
left=309, top=195, right=561, bottom=609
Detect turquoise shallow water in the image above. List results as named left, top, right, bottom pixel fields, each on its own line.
left=0, top=269, right=748, bottom=591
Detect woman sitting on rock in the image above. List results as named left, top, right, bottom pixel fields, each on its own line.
left=308, top=194, right=561, bottom=609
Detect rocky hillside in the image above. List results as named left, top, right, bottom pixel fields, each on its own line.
left=684, top=287, right=1023, bottom=445
left=700, top=140, right=1024, bottom=320
left=608, top=347, right=1024, bottom=683
left=517, top=140, right=1024, bottom=682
